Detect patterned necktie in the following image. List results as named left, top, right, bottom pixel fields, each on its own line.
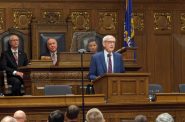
left=107, top=54, right=112, bottom=73
left=51, top=53, right=57, bottom=65
left=13, top=52, right=18, bottom=64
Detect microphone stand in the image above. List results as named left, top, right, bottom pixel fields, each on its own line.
left=79, top=49, right=86, bottom=122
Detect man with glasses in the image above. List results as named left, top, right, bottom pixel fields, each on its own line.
left=1, top=34, right=28, bottom=96
left=89, top=35, right=125, bottom=81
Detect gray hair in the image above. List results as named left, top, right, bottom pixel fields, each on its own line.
left=156, top=113, right=174, bottom=122
left=1, top=116, right=17, bottom=122
left=102, top=35, right=116, bottom=45
left=86, top=108, right=105, bottom=122
left=9, top=35, right=19, bottom=43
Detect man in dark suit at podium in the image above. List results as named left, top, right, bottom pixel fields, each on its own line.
left=1, top=34, right=28, bottom=96
left=89, top=35, right=125, bottom=81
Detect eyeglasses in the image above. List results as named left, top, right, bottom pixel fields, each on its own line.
left=11, top=39, right=19, bottom=41
left=105, top=41, right=115, bottom=44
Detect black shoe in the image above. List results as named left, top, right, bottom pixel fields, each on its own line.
left=0, top=93, right=4, bottom=96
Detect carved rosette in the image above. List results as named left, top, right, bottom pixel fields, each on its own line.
left=13, top=9, right=32, bottom=29
left=180, top=13, right=185, bottom=31
left=133, top=13, right=144, bottom=31
left=98, top=12, right=117, bottom=34
left=31, top=71, right=89, bottom=81
left=42, top=10, right=62, bottom=24
left=0, top=9, right=4, bottom=30
left=154, top=12, right=172, bottom=31
left=71, top=11, right=90, bottom=31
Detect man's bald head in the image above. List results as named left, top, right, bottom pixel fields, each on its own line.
left=1, top=116, right=16, bottom=122
left=13, top=110, right=26, bottom=122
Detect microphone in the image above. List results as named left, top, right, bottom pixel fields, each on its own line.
left=115, top=47, right=126, bottom=53
left=107, top=53, right=111, bottom=57
left=78, top=49, right=86, bottom=53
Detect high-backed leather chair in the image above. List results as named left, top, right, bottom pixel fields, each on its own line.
left=40, top=33, right=65, bottom=57
left=148, top=84, right=163, bottom=95
left=179, top=84, right=185, bottom=93
left=70, top=31, right=103, bottom=52
left=0, top=28, right=25, bottom=54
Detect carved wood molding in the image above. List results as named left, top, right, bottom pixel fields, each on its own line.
left=154, top=12, right=172, bottom=31
left=30, top=71, right=89, bottom=80
left=71, top=11, right=90, bottom=31
left=98, top=11, right=117, bottom=34
left=0, top=9, right=4, bottom=30
left=41, top=9, right=63, bottom=24
left=13, top=8, right=32, bottom=30
left=133, top=12, right=144, bottom=31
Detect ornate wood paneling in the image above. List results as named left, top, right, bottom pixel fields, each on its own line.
left=41, top=9, right=63, bottom=24
left=13, top=9, right=32, bottom=29
left=0, top=9, right=5, bottom=31
left=97, top=11, right=118, bottom=34
left=0, top=0, right=185, bottom=92
left=71, top=11, right=90, bottom=31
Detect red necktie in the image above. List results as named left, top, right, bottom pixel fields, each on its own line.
left=108, top=54, right=112, bottom=73
left=13, top=52, right=18, bottom=64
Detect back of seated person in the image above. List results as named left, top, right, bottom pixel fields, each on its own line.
left=1, top=116, right=16, bottom=122
left=1, top=34, right=28, bottom=96
left=86, top=108, right=105, bottom=122
left=156, top=113, right=174, bottom=122
left=13, top=110, right=27, bottom=122
left=65, top=105, right=80, bottom=122
left=135, top=115, right=147, bottom=122
left=48, top=110, right=64, bottom=122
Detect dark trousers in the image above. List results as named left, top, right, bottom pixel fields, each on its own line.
left=8, top=76, right=23, bottom=96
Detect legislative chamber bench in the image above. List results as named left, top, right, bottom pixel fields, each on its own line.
left=0, top=94, right=185, bottom=122
left=20, top=50, right=141, bottom=96
left=0, top=50, right=185, bottom=121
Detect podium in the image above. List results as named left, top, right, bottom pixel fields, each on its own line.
left=93, top=73, right=150, bottom=103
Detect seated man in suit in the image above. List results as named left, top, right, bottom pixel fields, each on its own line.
left=1, top=34, right=28, bottom=96
left=41, top=38, right=58, bottom=65
left=89, top=35, right=125, bottom=81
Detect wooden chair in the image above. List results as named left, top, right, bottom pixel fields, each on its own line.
left=2, top=70, right=25, bottom=95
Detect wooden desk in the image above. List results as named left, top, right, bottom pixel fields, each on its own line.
left=156, top=93, right=185, bottom=102
left=0, top=94, right=105, bottom=107
left=94, top=73, right=150, bottom=103
left=21, top=64, right=91, bottom=95
left=0, top=96, right=185, bottom=122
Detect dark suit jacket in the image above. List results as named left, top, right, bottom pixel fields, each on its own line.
left=89, top=51, right=125, bottom=80
left=41, top=52, right=51, bottom=57
left=1, top=49, right=28, bottom=77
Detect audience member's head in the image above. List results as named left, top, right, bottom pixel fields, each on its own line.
left=87, top=39, right=98, bottom=53
left=48, top=110, right=64, bottom=122
left=1, top=116, right=16, bottom=122
left=135, top=115, right=147, bottom=122
left=102, top=35, right=116, bottom=53
left=86, top=108, right=105, bottom=122
left=156, top=113, right=174, bottom=122
left=66, top=105, right=80, bottom=122
left=47, top=38, right=58, bottom=53
left=9, top=34, right=20, bottom=50
left=13, top=110, right=26, bottom=122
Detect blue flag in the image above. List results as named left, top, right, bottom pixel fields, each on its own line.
left=124, top=0, right=135, bottom=47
